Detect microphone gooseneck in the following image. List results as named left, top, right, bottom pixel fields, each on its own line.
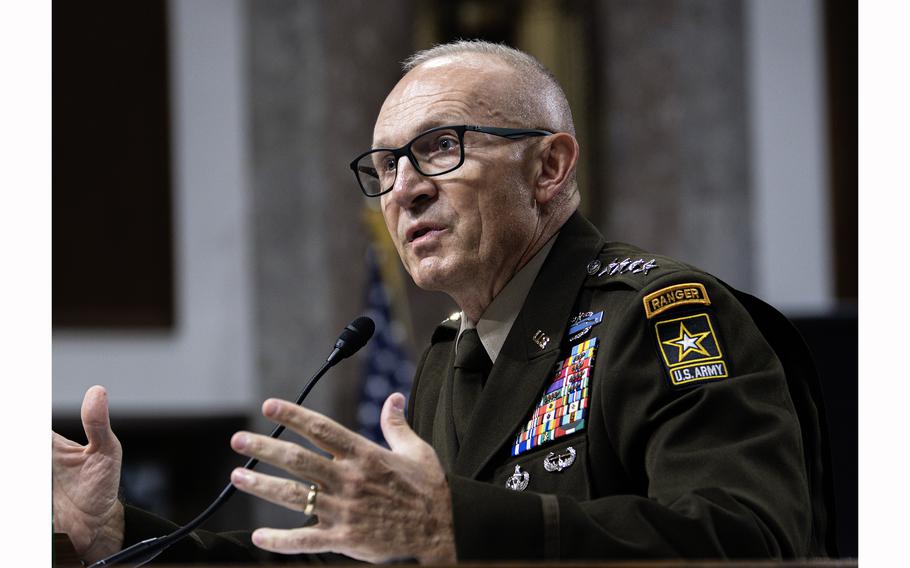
left=88, top=316, right=376, bottom=568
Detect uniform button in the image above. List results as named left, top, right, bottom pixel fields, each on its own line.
left=586, top=260, right=601, bottom=275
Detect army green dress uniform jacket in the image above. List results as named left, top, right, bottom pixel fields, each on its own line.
left=119, top=211, right=831, bottom=562
left=409, top=212, right=831, bottom=561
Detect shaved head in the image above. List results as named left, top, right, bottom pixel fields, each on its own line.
left=402, top=40, right=576, bottom=138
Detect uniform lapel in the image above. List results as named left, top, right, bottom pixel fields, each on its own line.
left=452, top=212, right=605, bottom=478
left=432, top=343, right=459, bottom=470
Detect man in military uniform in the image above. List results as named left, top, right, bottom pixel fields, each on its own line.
left=53, top=41, right=831, bottom=564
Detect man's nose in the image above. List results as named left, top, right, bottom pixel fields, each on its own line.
left=388, top=155, right=436, bottom=209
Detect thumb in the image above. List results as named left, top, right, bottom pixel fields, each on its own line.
left=379, top=393, right=420, bottom=454
left=81, top=385, right=117, bottom=452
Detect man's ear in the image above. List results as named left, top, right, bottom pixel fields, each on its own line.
left=533, top=132, right=579, bottom=205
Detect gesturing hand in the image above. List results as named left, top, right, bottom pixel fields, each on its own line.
left=229, top=392, right=456, bottom=564
left=52, top=386, right=125, bottom=563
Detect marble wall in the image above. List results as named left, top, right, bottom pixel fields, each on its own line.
left=593, top=1, right=754, bottom=291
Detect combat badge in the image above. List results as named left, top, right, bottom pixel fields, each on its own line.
left=643, top=283, right=711, bottom=319
left=567, top=310, right=604, bottom=342
left=543, top=446, right=576, bottom=472
left=505, top=465, right=530, bottom=491
left=654, top=313, right=728, bottom=387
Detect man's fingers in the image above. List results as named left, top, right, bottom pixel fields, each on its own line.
left=230, top=432, right=340, bottom=486
left=380, top=393, right=422, bottom=454
left=81, top=385, right=117, bottom=452
left=230, top=468, right=339, bottom=518
left=251, top=527, right=338, bottom=555
left=261, top=399, right=361, bottom=458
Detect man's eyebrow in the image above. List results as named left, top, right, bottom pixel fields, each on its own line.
left=372, top=117, right=465, bottom=148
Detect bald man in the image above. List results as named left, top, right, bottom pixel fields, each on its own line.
left=53, top=41, right=831, bottom=564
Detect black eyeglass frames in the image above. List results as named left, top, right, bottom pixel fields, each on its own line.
left=349, top=124, right=553, bottom=197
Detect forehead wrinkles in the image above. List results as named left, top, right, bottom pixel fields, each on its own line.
left=377, top=93, right=471, bottom=133
left=374, top=70, right=518, bottom=146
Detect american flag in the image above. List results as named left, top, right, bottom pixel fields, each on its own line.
left=357, top=245, right=415, bottom=444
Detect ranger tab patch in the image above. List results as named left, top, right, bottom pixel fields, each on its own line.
left=643, top=283, right=711, bottom=319
left=655, top=313, right=728, bottom=387
left=511, top=338, right=597, bottom=456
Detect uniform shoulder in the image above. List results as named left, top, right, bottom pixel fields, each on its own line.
left=584, top=243, right=750, bottom=323
left=582, top=241, right=707, bottom=292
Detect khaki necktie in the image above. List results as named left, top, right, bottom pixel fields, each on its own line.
left=452, top=329, right=493, bottom=447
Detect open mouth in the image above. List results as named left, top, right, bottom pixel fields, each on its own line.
left=407, top=224, right=446, bottom=243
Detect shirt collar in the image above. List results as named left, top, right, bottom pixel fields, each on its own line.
left=457, top=234, right=558, bottom=363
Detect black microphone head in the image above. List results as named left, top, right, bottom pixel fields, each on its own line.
left=331, top=316, right=375, bottom=362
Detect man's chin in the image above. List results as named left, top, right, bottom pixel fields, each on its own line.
left=410, top=271, right=449, bottom=292
left=408, top=257, right=457, bottom=292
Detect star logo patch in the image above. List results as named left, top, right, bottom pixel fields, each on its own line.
left=662, top=322, right=712, bottom=361
left=655, top=313, right=728, bottom=387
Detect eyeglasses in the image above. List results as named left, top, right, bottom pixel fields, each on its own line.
left=350, top=124, right=553, bottom=197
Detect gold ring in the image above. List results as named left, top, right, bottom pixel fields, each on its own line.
left=303, top=484, right=318, bottom=516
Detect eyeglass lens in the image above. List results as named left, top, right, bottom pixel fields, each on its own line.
left=355, top=128, right=463, bottom=196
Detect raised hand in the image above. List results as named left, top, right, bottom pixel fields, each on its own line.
left=229, top=392, right=456, bottom=564
left=52, top=385, right=125, bottom=563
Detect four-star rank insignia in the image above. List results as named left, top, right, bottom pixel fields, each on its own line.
left=654, top=313, right=728, bottom=387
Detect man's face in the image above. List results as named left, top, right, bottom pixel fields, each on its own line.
left=373, top=56, right=540, bottom=299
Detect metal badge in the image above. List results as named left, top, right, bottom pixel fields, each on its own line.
left=567, top=311, right=604, bottom=342
left=586, top=259, right=602, bottom=275
left=505, top=465, right=530, bottom=491
left=568, top=329, right=590, bottom=342
left=532, top=330, right=550, bottom=350
left=569, top=311, right=593, bottom=326
left=543, top=446, right=577, bottom=472
left=597, top=257, right=659, bottom=277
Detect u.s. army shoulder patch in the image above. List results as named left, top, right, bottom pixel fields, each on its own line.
left=654, top=313, right=728, bottom=387
left=643, top=283, right=711, bottom=319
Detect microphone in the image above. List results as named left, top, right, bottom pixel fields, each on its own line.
left=88, top=316, right=375, bottom=568
left=326, top=316, right=376, bottom=365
